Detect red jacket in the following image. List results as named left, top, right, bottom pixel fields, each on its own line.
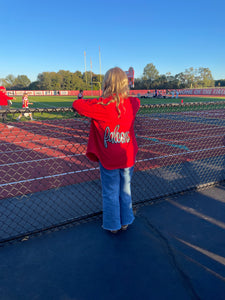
left=73, top=96, right=140, bottom=170
left=0, top=91, right=13, bottom=106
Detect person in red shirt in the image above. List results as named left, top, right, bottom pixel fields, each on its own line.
left=16, top=92, right=34, bottom=121
left=0, top=86, right=16, bottom=108
left=77, top=89, right=83, bottom=99
left=0, top=86, right=16, bottom=121
left=73, top=67, right=140, bottom=233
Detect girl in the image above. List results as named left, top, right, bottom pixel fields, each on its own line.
left=77, top=89, right=84, bottom=99
left=73, top=67, right=140, bottom=233
left=17, top=92, right=34, bottom=121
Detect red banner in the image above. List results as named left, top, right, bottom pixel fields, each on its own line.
left=6, top=88, right=225, bottom=97
left=181, top=88, right=225, bottom=96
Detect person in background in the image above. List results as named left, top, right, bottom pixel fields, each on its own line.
left=171, top=90, right=175, bottom=98
left=73, top=67, right=140, bottom=233
left=0, top=86, right=16, bottom=109
left=77, top=89, right=84, bottom=99
left=153, top=89, right=158, bottom=97
left=0, top=86, right=16, bottom=121
left=16, top=92, right=35, bottom=121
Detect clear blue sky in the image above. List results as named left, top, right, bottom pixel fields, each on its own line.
left=1, top=0, right=225, bottom=83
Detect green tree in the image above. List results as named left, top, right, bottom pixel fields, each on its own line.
left=37, top=72, right=53, bottom=90
left=14, top=75, right=31, bottom=89
left=133, top=78, right=143, bottom=89
left=58, top=70, right=73, bottom=90
left=143, top=63, right=159, bottom=81
left=154, top=75, right=168, bottom=89
left=4, top=74, right=16, bottom=88
left=182, top=67, right=197, bottom=88
left=215, top=79, right=225, bottom=87
left=175, top=73, right=187, bottom=88
left=28, top=81, right=40, bottom=90
left=197, top=67, right=214, bottom=87
left=70, top=73, right=82, bottom=90
left=49, top=72, right=61, bottom=90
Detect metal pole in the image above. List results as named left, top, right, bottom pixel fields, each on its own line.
left=84, top=51, right=87, bottom=89
left=99, top=46, right=102, bottom=95
left=90, top=57, right=93, bottom=96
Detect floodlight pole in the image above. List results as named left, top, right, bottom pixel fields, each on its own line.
left=99, top=46, right=102, bottom=95
left=90, top=57, right=93, bottom=96
left=84, top=51, right=88, bottom=89
left=99, top=47, right=101, bottom=83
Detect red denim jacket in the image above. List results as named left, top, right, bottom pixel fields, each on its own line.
left=73, top=96, right=140, bottom=170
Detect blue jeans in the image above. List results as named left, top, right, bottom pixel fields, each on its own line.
left=99, top=163, right=135, bottom=231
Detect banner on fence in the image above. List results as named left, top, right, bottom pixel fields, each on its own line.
left=181, top=88, right=225, bottom=96
left=6, top=88, right=225, bottom=97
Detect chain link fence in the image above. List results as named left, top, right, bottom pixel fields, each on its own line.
left=1, top=102, right=225, bottom=244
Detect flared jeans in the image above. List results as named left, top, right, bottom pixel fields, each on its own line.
left=99, top=163, right=135, bottom=231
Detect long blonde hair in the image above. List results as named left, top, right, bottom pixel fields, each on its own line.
left=99, top=67, right=129, bottom=117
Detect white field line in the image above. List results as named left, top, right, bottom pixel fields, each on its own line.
left=0, top=154, right=85, bottom=167
left=136, top=145, right=225, bottom=163
left=3, top=126, right=87, bottom=137
left=139, top=125, right=225, bottom=138
left=0, top=167, right=99, bottom=187
left=2, top=121, right=222, bottom=142
left=1, top=145, right=225, bottom=188
left=1, top=142, right=86, bottom=155
left=5, top=120, right=89, bottom=133
left=1, top=135, right=74, bottom=143
left=137, top=133, right=225, bottom=147
left=0, top=134, right=86, bottom=146
left=1, top=129, right=223, bottom=154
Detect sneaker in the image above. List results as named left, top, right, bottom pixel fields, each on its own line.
left=110, top=230, right=119, bottom=234
left=121, top=225, right=128, bottom=231
left=31, top=118, right=36, bottom=121
left=102, top=226, right=119, bottom=234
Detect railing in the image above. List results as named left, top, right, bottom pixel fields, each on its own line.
left=1, top=102, right=225, bottom=244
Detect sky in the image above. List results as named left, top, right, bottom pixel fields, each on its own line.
left=1, top=0, right=225, bottom=83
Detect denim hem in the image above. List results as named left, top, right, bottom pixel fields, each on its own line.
left=102, top=226, right=122, bottom=231
left=121, top=216, right=135, bottom=227
left=102, top=217, right=135, bottom=231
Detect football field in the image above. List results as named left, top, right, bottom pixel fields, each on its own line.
left=11, top=94, right=225, bottom=109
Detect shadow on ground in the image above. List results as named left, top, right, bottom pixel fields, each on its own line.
left=0, top=183, right=225, bottom=300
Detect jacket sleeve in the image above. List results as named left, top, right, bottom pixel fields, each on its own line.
left=72, top=98, right=109, bottom=121
left=0, top=93, right=13, bottom=105
left=132, top=97, right=140, bottom=114
left=136, top=97, right=140, bottom=112
left=5, top=95, right=14, bottom=100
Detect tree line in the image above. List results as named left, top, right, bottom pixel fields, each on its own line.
left=0, top=71, right=104, bottom=91
left=134, top=64, right=224, bottom=90
left=1, top=63, right=224, bottom=90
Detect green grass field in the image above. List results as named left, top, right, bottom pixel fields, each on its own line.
left=139, top=96, right=225, bottom=105
left=12, top=96, right=76, bottom=109
left=11, top=95, right=225, bottom=109
left=5, top=95, right=225, bottom=122
left=7, top=96, right=76, bottom=121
